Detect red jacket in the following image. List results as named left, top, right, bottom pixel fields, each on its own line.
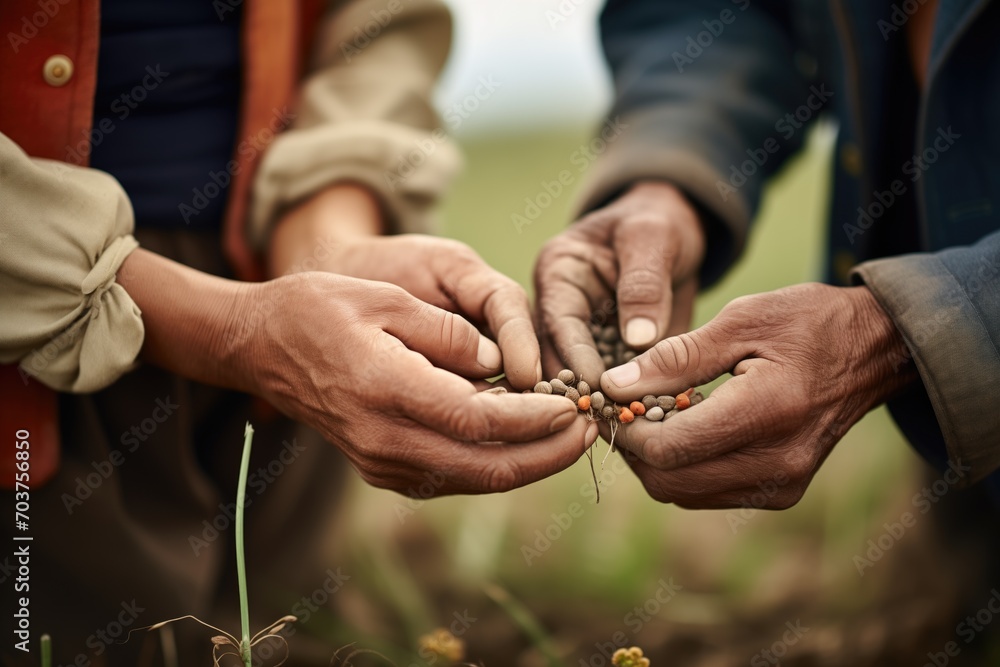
left=0, top=0, right=326, bottom=487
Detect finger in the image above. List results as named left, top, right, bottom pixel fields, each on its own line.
left=626, top=447, right=788, bottom=499
left=426, top=419, right=600, bottom=495
left=665, top=279, right=698, bottom=338
left=606, top=375, right=774, bottom=470
left=378, top=333, right=580, bottom=442
left=536, top=255, right=612, bottom=386
left=384, top=296, right=503, bottom=378
left=600, top=318, right=752, bottom=402
left=444, top=258, right=542, bottom=390
left=613, top=218, right=674, bottom=349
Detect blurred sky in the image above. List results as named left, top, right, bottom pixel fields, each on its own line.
left=434, top=0, right=613, bottom=135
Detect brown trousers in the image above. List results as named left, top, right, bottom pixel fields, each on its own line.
left=1, top=230, right=348, bottom=667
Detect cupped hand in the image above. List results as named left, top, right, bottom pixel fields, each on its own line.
left=534, top=181, right=706, bottom=386
left=598, top=284, right=917, bottom=509
left=237, top=272, right=597, bottom=495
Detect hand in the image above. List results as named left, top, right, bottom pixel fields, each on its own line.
left=269, top=186, right=542, bottom=389
left=534, top=181, right=706, bottom=385
left=598, top=284, right=917, bottom=509
left=237, top=271, right=597, bottom=495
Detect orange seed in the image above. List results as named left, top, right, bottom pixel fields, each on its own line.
left=619, top=407, right=635, bottom=423
left=578, top=396, right=591, bottom=411
left=629, top=401, right=646, bottom=416
left=675, top=393, right=691, bottom=410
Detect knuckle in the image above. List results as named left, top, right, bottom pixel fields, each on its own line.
left=777, top=447, right=816, bottom=481
left=480, top=461, right=522, bottom=494
left=616, top=268, right=664, bottom=306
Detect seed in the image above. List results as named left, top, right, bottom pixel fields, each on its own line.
left=565, top=387, right=581, bottom=403
left=692, top=391, right=705, bottom=405
left=619, top=407, right=635, bottom=423
left=578, top=396, right=591, bottom=411
left=484, top=386, right=507, bottom=394
left=614, top=341, right=625, bottom=360
left=597, top=341, right=615, bottom=355
left=550, top=378, right=568, bottom=394
left=577, top=380, right=591, bottom=396
left=557, top=369, right=575, bottom=385
left=641, top=395, right=657, bottom=411
left=590, top=392, right=606, bottom=412
left=666, top=408, right=679, bottom=419
left=656, top=396, right=676, bottom=411
left=645, top=406, right=665, bottom=421
left=601, top=405, right=615, bottom=419
left=675, top=393, right=691, bottom=410
left=602, top=354, right=616, bottom=367
left=533, top=381, right=553, bottom=394
left=600, top=326, right=619, bottom=343
left=629, top=401, right=646, bottom=416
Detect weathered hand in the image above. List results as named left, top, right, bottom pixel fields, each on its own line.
left=534, top=181, right=705, bottom=385
left=269, top=186, right=542, bottom=389
left=237, top=272, right=596, bottom=495
left=599, top=284, right=917, bottom=509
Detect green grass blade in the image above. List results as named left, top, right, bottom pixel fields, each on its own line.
left=237, top=423, right=254, bottom=667
left=40, top=634, right=51, bottom=667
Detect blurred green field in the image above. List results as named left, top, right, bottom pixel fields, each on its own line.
left=321, top=126, right=980, bottom=666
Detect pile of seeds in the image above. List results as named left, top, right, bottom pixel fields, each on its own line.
left=532, top=369, right=704, bottom=425
left=591, top=322, right=636, bottom=368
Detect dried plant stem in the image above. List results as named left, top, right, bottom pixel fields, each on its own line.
left=41, top=634, right=51, bottom=667
left=236, top=423, right=254, bottom=667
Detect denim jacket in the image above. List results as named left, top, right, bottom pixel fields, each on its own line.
left=579, top=0, right=1000, bottom=483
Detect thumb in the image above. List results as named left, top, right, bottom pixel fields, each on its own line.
left=613, top=218, right=674, bottom=350
left=599, top=321, right=749, bottom=402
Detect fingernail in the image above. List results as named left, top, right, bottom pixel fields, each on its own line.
left=624, top=317, right=657, bottom=347
left=550, top=408, right=577, bottom=433
left=584, top=422, right=599, bottom=447
left=477, top=337, right=502, bottom=370
left=605, top=361, right=641, bottom=389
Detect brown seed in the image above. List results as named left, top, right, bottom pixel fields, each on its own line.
left=533, top=381, right=553, bottom=395
left=600, top=326, right=619, bottom=343
left=578, top=396, right=591, bottom=411
left=656, top=396, right=676, bottom=411
left=565, top=387, right=581, bottom=403
left=641, top=395, right=657, bottom=411
left=596, top=341, right=615, bottom=355
left=577, top=380, right=591, bottom=396
left=675, top=393, right=691, bottom=410
left=601, top=405, right=615, bottom=420
left=484, top=386, right=507, bottom=395
left=602, top=354, right=616, bottom=367
left=629, top=401, right=646, bottom=416
left=619, top=407, right=635, bottom=423
left=550, top=378, right=568, bottom=394
left=645, top=406, right=665, bottom=421
left=557, top=369, right=575, bottom=385
left=590, top=391, right=606, bottom=412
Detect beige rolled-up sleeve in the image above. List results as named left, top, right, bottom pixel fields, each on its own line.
left=249, top=0, right=462, bottom=247
left=0, top=132, right=143, bottom=393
